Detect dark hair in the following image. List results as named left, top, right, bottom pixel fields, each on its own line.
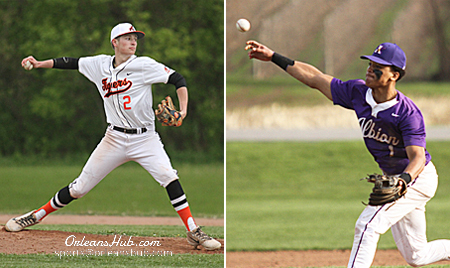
left=391, top=66, right=406, bottom=82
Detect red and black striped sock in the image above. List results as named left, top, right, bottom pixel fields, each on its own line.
left=166, top=180, right=197, bottom=231
left=34, top=186, right=75, bottom=221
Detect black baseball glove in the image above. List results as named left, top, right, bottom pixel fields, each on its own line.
left=362, top=174, right=407, bottom=206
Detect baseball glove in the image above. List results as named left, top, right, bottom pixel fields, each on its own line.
left=155, top=96, right=183, bottom=127
left=362, top=174, right=407, bottom=206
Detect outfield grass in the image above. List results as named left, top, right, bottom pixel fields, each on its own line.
left=0, top=253, right=224, bottom=268
left=226, top=141, right=450, bottom=252
left=0, top=161, right=224, bottom=218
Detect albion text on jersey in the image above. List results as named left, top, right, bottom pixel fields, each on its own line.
left=359, top=117, right=400, bottom=146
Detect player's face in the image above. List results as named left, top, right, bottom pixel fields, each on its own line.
left=365, top=61, right=398, bottom=88
left=115, top=34, right=138, bottom=55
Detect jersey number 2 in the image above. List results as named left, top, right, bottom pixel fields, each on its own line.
left=123, top=96, right=131, bottom=110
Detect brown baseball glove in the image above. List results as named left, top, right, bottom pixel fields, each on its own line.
left=155, top=96, right=183, bottom=127
left=362, top=174, right=407, bottom=206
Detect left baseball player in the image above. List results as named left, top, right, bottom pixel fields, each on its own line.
left=5, top=22, right=221, bottom=251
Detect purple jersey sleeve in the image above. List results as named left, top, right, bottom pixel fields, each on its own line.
left=330, top=78, right=366, bottom=110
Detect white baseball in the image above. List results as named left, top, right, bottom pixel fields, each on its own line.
left=236, top=18, right=251, bottom=32
left=24, top=60, right=33, bottom=71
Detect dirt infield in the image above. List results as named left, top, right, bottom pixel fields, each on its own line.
left=0, top=215, right=224, bottom=255
left=226, top=250, right=450, bottom=267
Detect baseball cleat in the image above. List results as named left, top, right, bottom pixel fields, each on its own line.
left=186, top=226, right=221, bottom=250
left=5, top=211, right=40, bottom=232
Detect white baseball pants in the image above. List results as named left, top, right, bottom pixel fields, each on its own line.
left=69, top=126, right=179, bottom=198
left=348, top=162, right=450, bottom=267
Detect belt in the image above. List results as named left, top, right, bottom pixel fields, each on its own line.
left=112, top=125, right=147, bottom=134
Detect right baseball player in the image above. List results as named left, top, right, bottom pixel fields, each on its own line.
left=246, top=40, right=450, bottom=267
left=5, top=22, right=221, bottom=251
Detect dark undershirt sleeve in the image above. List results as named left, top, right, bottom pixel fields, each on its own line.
left=167, top=72, right=187, bottom=89
left=53, top=57, right=79, bottom=69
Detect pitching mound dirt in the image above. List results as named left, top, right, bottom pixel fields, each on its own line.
left=0, top=228, right=223, bottom=255
left=0, top=214, right=223, bottom=255
left=226, top=250, right=450, bottom=267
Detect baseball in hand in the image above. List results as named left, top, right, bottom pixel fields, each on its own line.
left=24, top=60, right=33, bottom=71
left=236, top=18, right=251, bottom=32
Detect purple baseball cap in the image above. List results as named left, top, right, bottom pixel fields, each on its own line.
left=360, top=43, right=406, bottom=70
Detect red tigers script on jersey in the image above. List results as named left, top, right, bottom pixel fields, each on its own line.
left=102, top=78, right=133, bottom=98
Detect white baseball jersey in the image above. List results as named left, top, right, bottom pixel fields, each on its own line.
left=79, top=55, right=175, bottom=129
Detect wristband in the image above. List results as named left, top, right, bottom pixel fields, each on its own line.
left=399, top=173, right=412, bottom=184
left=271, top=52, right=294, bottom=71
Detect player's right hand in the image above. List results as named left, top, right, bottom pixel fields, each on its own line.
left=21, top=56, right=37, bottom=68
left=245, top=40, right=275, bottom=62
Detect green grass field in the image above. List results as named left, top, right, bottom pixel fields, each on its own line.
left=0, top=161, right=223, bottom=218
left=0, top=160, right=224, bottom=267
left=227, top=141, right=450, bottom=254
left=0, top=253, right=224, bottom=268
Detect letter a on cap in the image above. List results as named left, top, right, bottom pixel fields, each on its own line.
left=374, top=45, right=384, bottom=54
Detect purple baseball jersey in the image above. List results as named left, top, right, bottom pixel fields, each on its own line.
left=330, top=78, right=431, bottom=175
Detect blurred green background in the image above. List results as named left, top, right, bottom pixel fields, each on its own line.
left=0, top=0, right=224, bottom=228
left=0, top=0, right=224, bottom=162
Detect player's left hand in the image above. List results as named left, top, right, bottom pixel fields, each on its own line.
left=362, top=173, right=407, bottom=206
left=155, top=96, right=183, bottom=127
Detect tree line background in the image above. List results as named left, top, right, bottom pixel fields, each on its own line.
left=0, top=0, right=224, bottom=162
left=227, top=0, right=450, bottom=81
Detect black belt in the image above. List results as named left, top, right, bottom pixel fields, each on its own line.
left=112, top=126, right=147, bottom=134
